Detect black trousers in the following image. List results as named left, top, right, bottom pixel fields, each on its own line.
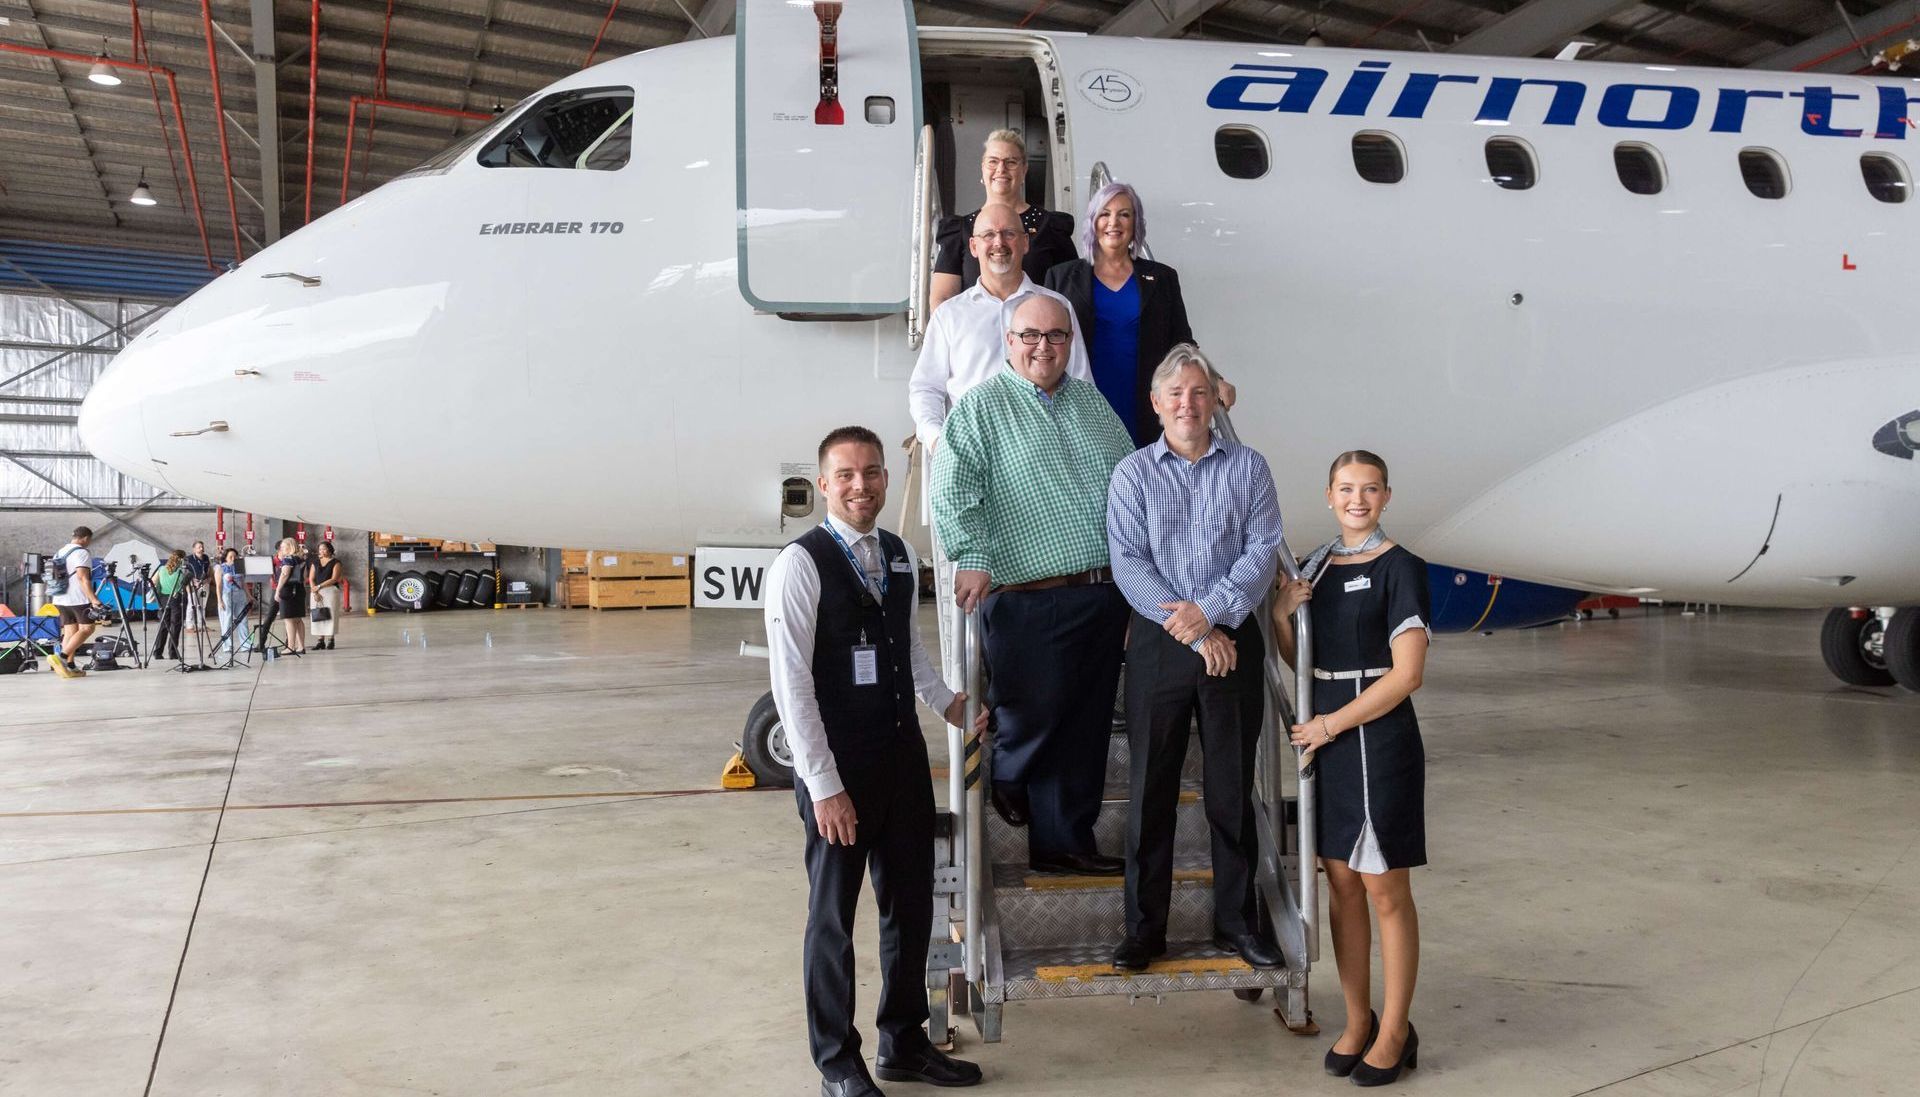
left=1123, top=614, right=1265, bottom=941
left=981, top=583, right=1128, bottom=858
left=154, top=590, right=186, bottom=660
left=796, top=737, right=935, bottom=1081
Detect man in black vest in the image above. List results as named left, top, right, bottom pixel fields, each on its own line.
left=765, top=426, right=985, bottom=1096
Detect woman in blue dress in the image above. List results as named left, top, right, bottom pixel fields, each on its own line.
left=1275, top=450, right=1431, bottom=1087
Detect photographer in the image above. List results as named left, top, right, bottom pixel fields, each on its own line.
left=48, top=525, right=105, bottom=679
left=152, top=550, right=188, bottom=662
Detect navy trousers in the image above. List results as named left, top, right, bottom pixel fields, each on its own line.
left=796, top=738, right=935, bottom=1081
left=981, top=583, right=1128, bottom=859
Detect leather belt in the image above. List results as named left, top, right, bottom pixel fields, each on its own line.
left=1313, top=667, right=1391, bottom=681
left=994, top=567, right=1113, bottom=594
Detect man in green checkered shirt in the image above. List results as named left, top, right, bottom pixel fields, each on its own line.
left=932, top=295, right=1135, bottom=875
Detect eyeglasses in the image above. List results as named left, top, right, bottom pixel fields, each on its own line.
left=984, top=156, right=1025, bottom=170
left=973, top=229, right=1022, bottom=242
left=1012, top=329, right=1072, bottom=346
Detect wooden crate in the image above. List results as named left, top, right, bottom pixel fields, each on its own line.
left=562, top=573, right=590, bottom=607
left=587, top=576, right=691, bottom=609
left=587, top=551, right=691, bottom=580
left=560, top=549, right=590, bottom=571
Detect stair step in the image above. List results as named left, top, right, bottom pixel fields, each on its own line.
left=994, top=941, right=1303, bottom=1003
left=992, top=857, right=1220, bottom=950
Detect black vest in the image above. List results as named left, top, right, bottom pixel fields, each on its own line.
left=795, top=524, right=921, bottom=756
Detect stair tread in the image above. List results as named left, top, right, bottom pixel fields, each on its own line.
left=995, top=941, right=1302, bottom=1001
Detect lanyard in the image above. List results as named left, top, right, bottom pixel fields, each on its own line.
left=823, top=521, right=886, bottom=599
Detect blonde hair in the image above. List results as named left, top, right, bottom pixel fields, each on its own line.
left=1328, top=450, right=1390, bottom=487
left=276, top=537, right=297, bottom=556
left=984, top=129, right=1026, bottom=153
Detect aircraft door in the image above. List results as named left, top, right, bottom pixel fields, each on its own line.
left=736, top=0, right=921, bottom=314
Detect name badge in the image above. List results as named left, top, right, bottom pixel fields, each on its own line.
left=852, top=644, right=879, bottom=686
left=1343, top=576, right=1372, bottom=593
left=890, top=559, right=912, bottom=573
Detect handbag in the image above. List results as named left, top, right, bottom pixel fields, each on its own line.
left=311, top=605, right=332, bottom=623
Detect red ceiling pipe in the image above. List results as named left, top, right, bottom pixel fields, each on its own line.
left=0, top=42, right=216, bottom=269
left=584, top=1, right=622, bottom=68
left=1794, top=13, right=1920, bottom=71
left=198, top=0, right=246, bottom=261
left=130, top=1, right=186, bottom=215
left=356, top=0, right=395, bottom=193
left=304, top=0, right=321, bottom=224
left=339, top=96, right=490, bottom=204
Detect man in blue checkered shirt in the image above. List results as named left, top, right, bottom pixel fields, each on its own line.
left=1104, top=344, right=1286, bottom=973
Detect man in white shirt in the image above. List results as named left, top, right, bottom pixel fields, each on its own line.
left=907, top=202, right=1090, bottom=451
left=48, top=525, right=104, bottom=678
left=764, top=426, right=984, bottom=1096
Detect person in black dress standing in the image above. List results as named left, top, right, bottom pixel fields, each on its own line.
left=273, top=537, right=309, bottom=655
left=1274, top=450, right=1431, bottom=1088
left=927, top=129, right=1076, bottom=316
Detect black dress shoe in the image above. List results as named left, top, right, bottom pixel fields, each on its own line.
left=821, top=1075, right=884, bottom=1096
left=1324, top=1010, right=1379, bottom=1077
left=875, top=1044, right=983, bottom=1087
left=989, top=784, right=1029, bottom=826
left=1212, top=930, right=1284, bottom=969
left=1111, top=936, right=1165, bottom=971
left=1029, top=851, right=1124, bottom=876
left=1350, top=1022, right=1418, bottom=1087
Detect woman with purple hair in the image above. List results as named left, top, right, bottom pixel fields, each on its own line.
left=1045, top=182, right=1233, bottom=445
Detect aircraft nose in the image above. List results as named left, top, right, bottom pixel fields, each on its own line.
left=78, top=340, right=168, bottom=490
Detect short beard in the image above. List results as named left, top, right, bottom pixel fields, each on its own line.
left=985, top=253, right=1016, bottom=275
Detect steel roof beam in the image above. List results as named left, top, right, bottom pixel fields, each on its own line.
left=249, top=0, right=282, bottom=243
left=1451, top=0, right=1638, bottom=56
left=683, top=0, right=735, bottom=42
left=1099, top=0, right=1237, bottom=38
left=1752, top=1, right=1920, bottom=72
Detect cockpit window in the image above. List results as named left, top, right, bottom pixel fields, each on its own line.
left=479, top=87, right=634, bottom=171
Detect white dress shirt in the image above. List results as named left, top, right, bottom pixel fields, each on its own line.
left=908, top=274, right=1093, bottom=449
left=764, top=514, right=958, bottom=802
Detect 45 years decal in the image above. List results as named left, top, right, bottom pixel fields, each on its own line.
left=1079, top=69, right=1143, bottom=113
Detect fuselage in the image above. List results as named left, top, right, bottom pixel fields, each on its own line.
left=81, top=29, right=1920, bottom=607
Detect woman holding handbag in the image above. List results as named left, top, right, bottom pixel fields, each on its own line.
left=309, top=540, right=344, bottom=650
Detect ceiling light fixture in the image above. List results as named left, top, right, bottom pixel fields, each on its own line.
left=129, top=170, right=157, bottom=207
left=88, top=38, right=121, bottom=86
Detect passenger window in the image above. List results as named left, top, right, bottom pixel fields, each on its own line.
left=1860, top=153, right=1909, bottom=203
left=1738, top=148, right=1788, bottom=199
left=479, top=87, right=634, bottom=170
left=1613, top=143, right=1664, bottom=195
left=1214, top=126, right=1269, bottom=180
left=1485, top=137, right=1536, bottom=190
left=1351, top=132, right=1405, bottom=184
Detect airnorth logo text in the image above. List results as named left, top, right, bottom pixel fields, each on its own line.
left=1206, top=62, right=1920, bottom=138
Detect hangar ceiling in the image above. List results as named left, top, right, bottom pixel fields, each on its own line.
left=0, top=0, right=1915, bottom=268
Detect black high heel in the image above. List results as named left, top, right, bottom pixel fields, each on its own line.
left=1350, top=1021, right=1417, bottom=1087
left=1323, top=1010, right=1378, bottom=1077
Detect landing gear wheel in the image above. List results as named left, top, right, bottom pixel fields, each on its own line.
left=1233, top=988, right=1265, bottom=1002
left=1820, top=608, right=1895, bottom=687
left=1884, top=608, right=1920, bottom=692
left=742, top=690, right=795, bottom=787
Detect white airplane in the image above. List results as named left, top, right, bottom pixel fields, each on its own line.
left=77, top=5, right=1920, bottom=689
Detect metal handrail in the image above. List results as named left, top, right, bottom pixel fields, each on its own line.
left=960, top=606, right=986, bottom=985
left=1212, top=407, right=1318, bottom=964
left=907, top=123, right=937, bottom=350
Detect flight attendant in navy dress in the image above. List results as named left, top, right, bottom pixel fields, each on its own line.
left=1274, top=449, right=1431, bottom=1088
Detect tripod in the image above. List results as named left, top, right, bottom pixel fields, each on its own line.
left=251, top=588, right=303, bottom=659
left=90, top=565, right=151, bottom=671
left=211, top=590, right=255, bottom=669
left=168, top=578, right=215, bottom=673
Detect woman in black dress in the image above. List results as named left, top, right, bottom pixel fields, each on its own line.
left=1274, top=450, right=1431, bottom=1087
left=927, top=129, right=1076, bottom=314
left=274, top=537, right=309, bottom=654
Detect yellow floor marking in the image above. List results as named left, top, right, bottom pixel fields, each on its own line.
left=1024, top=868, right=1213, bottom=890
left=1035, top=955, right=1252, bottom=982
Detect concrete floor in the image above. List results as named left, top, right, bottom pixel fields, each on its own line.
left=4, top=604, right=1917, bottom=1097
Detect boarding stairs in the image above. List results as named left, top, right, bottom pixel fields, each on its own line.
left=923, top=410, right=1321, bottom=1043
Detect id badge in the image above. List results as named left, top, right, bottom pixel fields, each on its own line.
left=1343, top=575, right=1372, bottom=593
left=852, top=644, right=879, bottom=686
